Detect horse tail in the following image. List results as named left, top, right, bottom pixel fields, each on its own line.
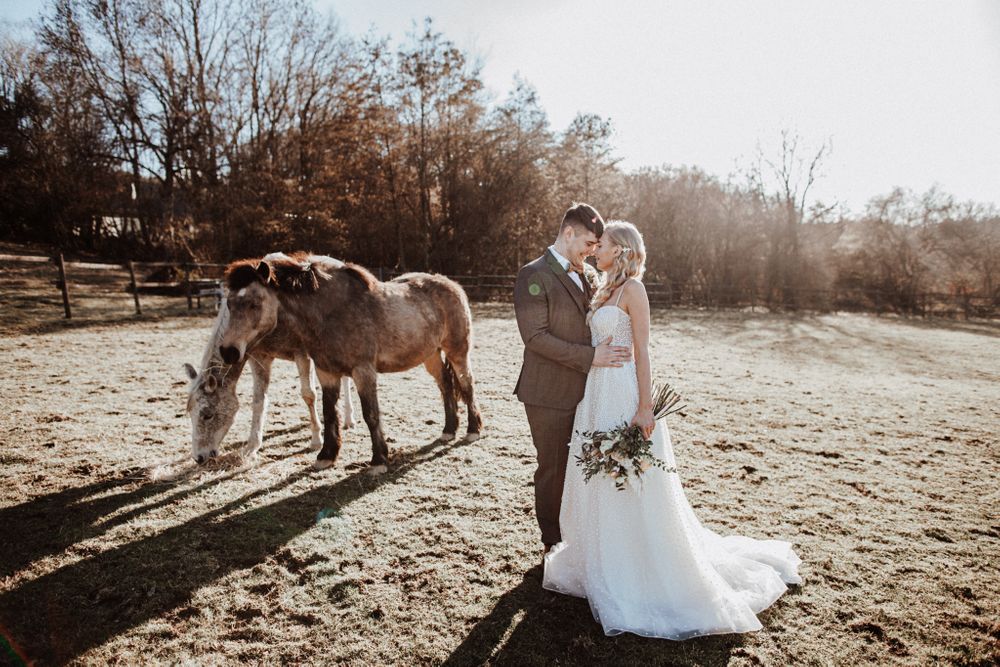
left=441, top=352, right=464, bottom=406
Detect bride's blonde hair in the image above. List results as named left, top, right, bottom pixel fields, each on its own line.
left=588, top=221, right=646, bottom=324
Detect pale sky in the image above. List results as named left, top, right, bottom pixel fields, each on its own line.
left=4, top=0, right=999, bottom=213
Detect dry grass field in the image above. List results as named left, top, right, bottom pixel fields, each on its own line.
left=1, top=288, right=998, bottom=664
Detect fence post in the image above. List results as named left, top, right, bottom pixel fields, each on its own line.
left=127, top=260, right=142, bottom=315
left=54, top=252, right=72, bottom=319
left=184, top=264, right=193, bottom=310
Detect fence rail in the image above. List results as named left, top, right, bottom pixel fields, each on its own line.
left=0, top=252, right=227, bottom=318
left=381, top=271, right=998, bottom=319
left=1, top=253, right=996, bottom=320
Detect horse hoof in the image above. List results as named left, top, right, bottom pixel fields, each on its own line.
left=309, top=438, right=323, bottom=452
left=465, top=432, right=481, bottom=443
left=343, top=419, right=356, bottom=430
left=313, top=458, right=336, bottom=471
left=440, top=432, right=456, bottom=442
left=366, top=464, right=388, bottom=476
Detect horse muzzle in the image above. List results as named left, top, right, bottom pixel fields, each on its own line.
left=219, top=345, right=241, bottom=365
left=194, top=449, right=219, bottom=465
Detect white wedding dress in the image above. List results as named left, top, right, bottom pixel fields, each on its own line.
left=543, top=301, right=802, bottom=639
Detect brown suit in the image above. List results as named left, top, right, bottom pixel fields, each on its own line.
left=514, top=249, right=596, bottom=545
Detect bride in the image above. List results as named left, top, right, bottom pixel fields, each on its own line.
left=543, top=220, right=802, bottom=639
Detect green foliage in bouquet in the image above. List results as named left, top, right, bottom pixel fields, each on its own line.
left=574, top=383, right=685, bottom=491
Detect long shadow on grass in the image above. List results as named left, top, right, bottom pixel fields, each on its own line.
left=443, top=565, right=742, bottom=666
left=0, top=436, right=466, bottom=665
left=0, top=444, right=311, bottom=581
left=1, top=474, right=173, bottom=581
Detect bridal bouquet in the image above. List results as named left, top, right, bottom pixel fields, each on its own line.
left=575, top=383, right=685, bottom=491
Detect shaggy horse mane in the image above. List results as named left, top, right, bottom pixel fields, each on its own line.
left=225, top=252, right=378, bottom=294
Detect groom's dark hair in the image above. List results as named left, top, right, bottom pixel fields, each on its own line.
left=560, top=202, right=604, bottom=238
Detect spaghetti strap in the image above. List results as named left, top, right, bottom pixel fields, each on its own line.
left=614, top=281, right=629, bottom=307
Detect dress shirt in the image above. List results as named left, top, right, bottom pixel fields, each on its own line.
left=548, top=245, right=584, bottom=291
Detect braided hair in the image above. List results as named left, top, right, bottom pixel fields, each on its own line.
left=587, top=221, right=646, bottom=325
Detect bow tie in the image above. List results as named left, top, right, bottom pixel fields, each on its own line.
left=568, top=264, right=584, bottom=275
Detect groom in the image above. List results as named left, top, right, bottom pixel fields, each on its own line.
left=514, top=202, right=632, bottom=556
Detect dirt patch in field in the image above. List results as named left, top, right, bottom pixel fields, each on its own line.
left=1, top=304, right=998, bottom=665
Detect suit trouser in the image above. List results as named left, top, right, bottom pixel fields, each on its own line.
left=523, top=402, right=576, bottom=545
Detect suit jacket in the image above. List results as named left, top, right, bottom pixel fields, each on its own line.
left=513, top=250, right=597, bottom=409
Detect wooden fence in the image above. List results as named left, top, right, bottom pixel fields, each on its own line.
left=0, top=253, right=226, bottom=318
left=385, top=272, right=998, bottom=319
left=1, top=253, right=996, bottom=320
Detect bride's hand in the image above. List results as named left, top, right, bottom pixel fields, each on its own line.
left=630, top=406, right=655, bottom=440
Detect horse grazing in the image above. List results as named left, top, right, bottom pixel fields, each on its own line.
left=184, top=284, right=355, bottom=464
left=217, top=253, right=483, bottom=472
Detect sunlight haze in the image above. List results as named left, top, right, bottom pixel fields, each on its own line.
left=4, top=0, right=999, bottom=212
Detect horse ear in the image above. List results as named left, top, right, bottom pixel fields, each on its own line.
left=255, top=261, right=274, bottom=285
left=183, top=363, right=198, bottom=381
left=224, top=262, right=260, bottom=290
left=204, top=374, right=218, bottom=393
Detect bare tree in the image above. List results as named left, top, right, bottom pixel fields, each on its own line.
left=4, top=3, right=996, bottom=320
left=552, top=112, right=622, bottom=210
left=750, top=128, right=831, bottom=306
left=396, top=18, right=485, bottom=271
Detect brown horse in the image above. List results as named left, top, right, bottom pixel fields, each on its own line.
left=183, top=291, right=355, bottom=465
left=217, top=253, right=483, bottom=472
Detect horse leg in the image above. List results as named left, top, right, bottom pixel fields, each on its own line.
left=246, top=356, right=274, bottom=456
left=423, top=352, right=459, bottom=441
left=352, top=365, right=389, bottom=473
left=445, top=350, right=483, bottom=441
left=313, top=369, right=342, bottom=470
left=294, top=355, right=322, bottom=451
left=340, top=376, right=356, bottom=430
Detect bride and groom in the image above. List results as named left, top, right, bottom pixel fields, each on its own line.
left=513, top=203, right=802, bottom=639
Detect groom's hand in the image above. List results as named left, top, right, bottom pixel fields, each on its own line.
left=592, top=337, right=631, bottom=368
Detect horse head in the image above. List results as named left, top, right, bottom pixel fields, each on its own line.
left=218, top=259, right=282, bottom=365
left=184, top=363, right=239, bottom=463
left=219, top=253, right=336, bottom=364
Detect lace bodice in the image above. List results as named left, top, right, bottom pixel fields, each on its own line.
left=570, top=305, right=638, bottom=444
left=590, top=305, right=633, bottom=347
